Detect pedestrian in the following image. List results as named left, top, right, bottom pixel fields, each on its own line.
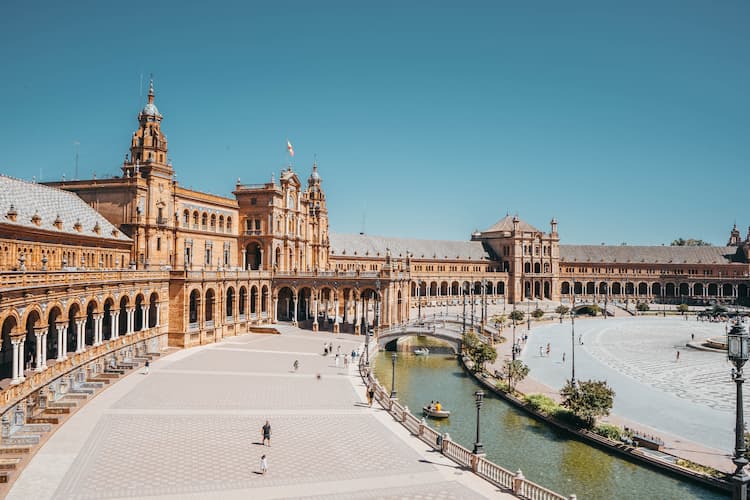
left=344, top=354, right=349, bottom=368
left=261, top=420, right=271, bottom=447
left=368, top=384, right=375, bottom=407
left=144, top=360, right=150, bottom=375
left=676, top=350, right=680, bottom=362
left=546, top=343, right=551, bottom=357
left=562, top=352, right=566, bottom=363
left=539, top=346, right=544, bottom=357
left=260, top=454, right=268, bottom=475
left=335, top=353, right=340, bottom=368
left=691, top=333, right=695, bottom=341
left=323, top=345, right=328, bottom=356
left=293, top=360, right=299, bottom=372
left=578, top=334, right=582, bottom=345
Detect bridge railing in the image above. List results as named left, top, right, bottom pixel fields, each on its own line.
left=359, top=349, right=571, bottom=500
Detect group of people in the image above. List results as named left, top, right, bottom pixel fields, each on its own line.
left=427, top=400, right=442, bottom=412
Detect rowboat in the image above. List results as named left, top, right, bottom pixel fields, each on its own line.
left=414, top=347, right=430, bottom=356
left=423, top=406, right=450, bottom=419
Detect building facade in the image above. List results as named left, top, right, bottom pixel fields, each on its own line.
left=1, top=82, right=749, bottom=408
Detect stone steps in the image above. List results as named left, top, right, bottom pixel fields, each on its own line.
left=43, top=407, right=70, bottom=415
left=0, top=458, right=21, bottom=471
left=2, top=435, right=39, bottom=446
left=27, top=416, right=58, bottom=425
left=87, top=378, right=111, bottom=385
left=62, top=393, right=89, bottom=401
left=80, top=382, right=104, bottom=390
left=47, top=401, right=77, bottom=408
left=20, top=423, right=51, bottom=433
left=0, top=446, right=30, bottom=455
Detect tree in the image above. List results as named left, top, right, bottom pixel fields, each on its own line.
left=509, top=310, right=525, bottom=323
left=636, top=302, right=649, bottom=312
left=671, top=238, right=711, bottom=247
left=504, top=359, right=530, bottom=391
left=471, top=343, right=497, bottom=372
left=677, top=303, right=689, bottom=315
left=560, top=379, right=615, bottom=428
left=491, top=314, right=506, bottom=328
left=532, top=308, right=544, bottom=320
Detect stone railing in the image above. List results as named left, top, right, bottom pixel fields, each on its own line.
left=360, top=348, right=572, bottom=499
left=0, top=327, right=165, bottom=413
left=0, top=270, right=169, bottom=290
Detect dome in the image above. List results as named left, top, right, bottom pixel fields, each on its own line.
left=308, top=163, right=321, bottom=184
left=142, top=102, right=160, bottom=116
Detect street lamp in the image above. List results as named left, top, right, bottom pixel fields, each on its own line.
left=390, top=353, right=398, bottom=399
left=728, top=321, right=750, bottom=500
left=472, top=390, right=485, bottom=455
left=571, top=283, right=577, bottom=386
left=417, top=280, right=422, bottom=322
left=462, top=284, right=468, bottom=334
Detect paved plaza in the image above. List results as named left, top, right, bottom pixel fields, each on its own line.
left=516, top=317, right=738, bottom=468
left=8, top=327, right=507, bottom=499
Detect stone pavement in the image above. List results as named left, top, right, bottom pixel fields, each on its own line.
left=8, top=326, right=510, bottom=499
left=490, top=316, right=736, bottom=472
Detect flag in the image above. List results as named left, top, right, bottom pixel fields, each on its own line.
left=287, top=140, right=294, bottom=157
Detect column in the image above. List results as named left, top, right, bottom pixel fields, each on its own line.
left=57, top=323, right=67, bottom=361
left=35, top=328, right=44, bottom=372
left=41, top=328, right=48, bottom=369
left=155, top=304, right=161, bottom=327
left=76, top=320, right=85, bottom=353
left=273, top=296, right=279, bottom=323
left=292, top=293, right=298, bottom=326
left=126, top=307, right=134, bottom=335
left=11, top=340, right=19, bottom=385
left=141, top=305, right=149, bottom=331
left=312, top=291, right=319, bottom=331
left=111, top=312, right=119, bottom=340
left=354, top=295, right=361, bottom=334
left=333, top=293, right=340, bottom=333
left=18, top=339, right=26, bottom=381
left=242, top=249, right=247, bottom=270
left=94, top=313, right=103, bottom=346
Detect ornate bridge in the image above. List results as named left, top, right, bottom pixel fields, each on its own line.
left=376, top=317, right=492, bottom=353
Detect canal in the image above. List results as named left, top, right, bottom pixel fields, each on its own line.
left=372, top=350, right=727, bottom=500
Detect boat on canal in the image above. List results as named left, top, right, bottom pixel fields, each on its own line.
left=414, top=347, right=430, bottom=356
left=423, top=405, right=450, bottom=419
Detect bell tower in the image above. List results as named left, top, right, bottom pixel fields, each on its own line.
left=307, top=162, right=330, bottom=270
left=122, top=79, right=172, bottom=179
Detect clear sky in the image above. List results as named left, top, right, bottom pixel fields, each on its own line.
left=1, top=1, right=748, bottom=246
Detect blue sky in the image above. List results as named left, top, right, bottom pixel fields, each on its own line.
left=1, top=1, right=748, bottom=245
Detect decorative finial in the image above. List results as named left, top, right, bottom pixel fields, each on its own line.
left=148, top=76, right=155, bottom=103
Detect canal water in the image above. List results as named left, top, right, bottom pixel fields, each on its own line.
left=372, top=351, right=727, bottom=500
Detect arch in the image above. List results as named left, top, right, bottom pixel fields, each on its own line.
left=496, top=281, right=505, bottom=295
left=638, top=282, right=649, bottom=296
left=239, top=286, right=247, bottom=317
left=277, top=287, right=295, bottom=321
left=429, top=282, right=437, bottom=297
left=24, top=309, right=42, bottom=369
left=723, top=283, right=734, bottom=297
left=119, top=296, right=129, bottom=335
left=226, top=287, right=235, bottom=319
left=84, top=301, right=96, bottom=347
left=534, top=262, right=541, bottom=273
left=561, top=282, right=570, bottom=295
left=149, top=292, right=159, bottom=328
left=246, top=242, right=262, bottom=270
left=67, top=303, right=81, bottom=353
left=612, top=282, right=622, bottom=295
left=201, top=212, right=208, bottom=229
left=0, top=315, right=18, bottom=380
left=250, top=286, right=258, bottom=315
left=625, top=282, right=635, bottom=295
left=678, top=283, right=690, bottom=298
left=189, top=289, right=200, bottom=325
left=192, top=211, right=199, bottom=227
left=226, top=217, right=233, bottom=232
left=573, top=282, right=583, bottom=295
left=665, top=283, right=676, bottom=298
left=739, top=284, right=748, bottom=300
left=693, top=283, right=704, bottom=296
left=134, top=294, right=145, bottom=331
left=586, top=282, right=595, bottom=295
left=524, top=281, right=531, bottom=298
left=707, top=283, right=718, bottom=296
left=183, top=209, right=190, bottom=226
left=450, top=281, right=459, bottom=296
left=543, top=262, right=550, bottom=273
left=218, top=215, right=225, bottom=231
left=524, top=262, right=531, bottom=273
left=210, top=214, right=217, bottom=231
left=473, top=281, right=482, bottom=295
left=440, top=281, right=449, bottom=296
left=534, top=281, right=541, bottom=298
left=543, top=281, right=551, bottom=299
left=103, top=298, right=115, bottom=341
left=486, top=281, right=494, bottom=295
left=205, top=289, right=215, bottom=322
left=261, top=285, right=269, bottom=313
left=599, top=282, right=609, bottom=295
left=652, top=282, right=662, bottom=296
left=47, top=305, right=62, bottom=360
left=274, top=247, right=281, bottom=269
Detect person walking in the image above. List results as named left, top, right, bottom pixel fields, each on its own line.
left=562, top=352, right=566, bottom=363
left=293, top=360, right=299, bottom=372
left=144, top=360, right=150, bottom=375
left=260, top=454, right=268, bottom=475
left=546, top=343, right=551, bottom=357
left=676, top=350, right=680, bottom=362
left=262, top=420, right=271, bottom=447
left=368, top=384, right=375, bottom=407
left=335, top=353, right=340, bottom=368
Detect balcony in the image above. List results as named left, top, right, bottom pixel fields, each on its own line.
left=156, top=217, right=169, bottom=226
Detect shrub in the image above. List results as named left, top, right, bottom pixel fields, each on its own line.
left=532, top=308, right=544, bottom=319
left=524, top=394, right=559, bottom=415
left=636, top=302, right=650, bottom=312
left=594, top=423, right=622, bottom=440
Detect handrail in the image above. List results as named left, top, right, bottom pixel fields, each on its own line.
left=359, top=349, right=570, bottom=499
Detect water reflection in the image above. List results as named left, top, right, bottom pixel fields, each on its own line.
left=373, top=352, right=727, bottom=500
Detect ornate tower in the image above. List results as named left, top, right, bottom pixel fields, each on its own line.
left=306, top=162, right=329, bottom=270
left=122, top=80, right=173, bottom=179
left=729, top=224, right=742, bottom=246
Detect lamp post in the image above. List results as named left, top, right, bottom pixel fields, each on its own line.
left=604, top=281, right=609, bottom=320
left=417, top=281, right=422, bottom=323
left=462, top=284, right=467, bottom=334
left=470, top=284, right=475, bottom=331
left=481, top=278, right=487, bottom=332
left=571, top=283, right=577, bottom=386
left=472, top=390, right=485, bottom=455
left=390, top=353, right=398, bottom=399
left=728, top=321, right=750, bottom=500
